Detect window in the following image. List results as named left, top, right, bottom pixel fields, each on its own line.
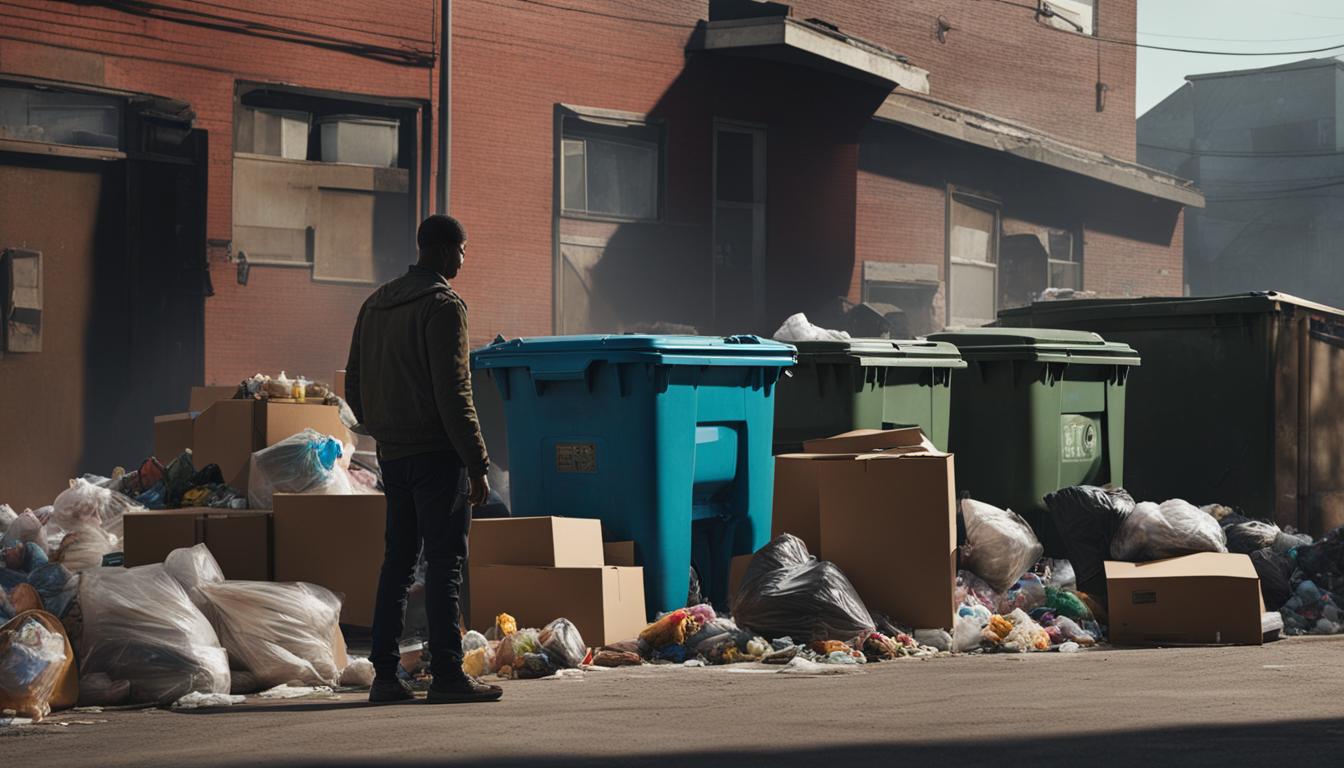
left=1044, top=0, right=1095, bottom=36
left=1047, top=229, right=1082, bottom=291
left=230, top=85, right=415, bottom=283
left=560, top=113, right=661, bottom=220
left=947, top=192, right=1000, bottom=326
left=0, top=85, right=123, bottom=149
left=1000, top=224, right=1084, bottom=309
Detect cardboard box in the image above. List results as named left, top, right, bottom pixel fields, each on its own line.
left=273, top=493, right=385, bottom=626
left=1105, top=554, right=1265, bottom=646
left=334, top=369, right=346, bottom=400
left=604, top=540, right=636, bottom=567
left=190, top=385, right=237, bottom=413
left=469, top=564, right=645, bottom=646
left=123, top=508, right=273, bottom=581
left=469, top=517, right=605, bottom=568
left=817, top=450, right=958, bottom=630
left=154, top=413, right=195, bottom=461
left=773, top=428, right=935, bottom=555
left=193, top=400, right=350, bottom=491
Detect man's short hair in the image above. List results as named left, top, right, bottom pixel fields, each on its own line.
left=417, top=214, right=467, bottom=253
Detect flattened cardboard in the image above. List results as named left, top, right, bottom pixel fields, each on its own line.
left=190, top=386, right=237, bottom=413
left=469, top=564, right=646, bottom=646
left=154, top=413, right=195, bottom=463
left=604, top=540, right=637, bottom=567
left=469, top=517, right=604, bottom=568
left=817, top=452, right=958, bottom=630
left=273, top=493, right=386, bottom=626
left=771, top=454, right=856, bottom=553
left=192, top=400, right=349, bottom=491
left=1105, top=553, right=1264, bottom=646
left=802, top=427, right=936, bottom=455
left=123, top=508, right=272, bottom=581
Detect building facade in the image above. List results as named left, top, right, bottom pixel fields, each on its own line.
left=0, top=0, right=1195, bottom=507
left=1140, top=57, right=1344, bottom=305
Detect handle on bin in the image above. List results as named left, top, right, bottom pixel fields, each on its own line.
left=528, top=361, right=595, bottom=381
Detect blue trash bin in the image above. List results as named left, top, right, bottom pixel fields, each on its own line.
left=471, top=335, right=796, bottom=616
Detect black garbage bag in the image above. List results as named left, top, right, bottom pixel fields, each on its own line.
left=1044, top=486, right=1135, bottom=603
left=729, top=533, right=874, bottom=642
left=1225, top=520, right=1282, bottom=554
left=1295, top=526, right=1344, bottom=590
left=1249, top=547, right=1294, bottom=612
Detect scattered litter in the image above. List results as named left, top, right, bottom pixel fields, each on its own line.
left=682, top=659, right=705, bottom=668
left=171, top=691, right=244, bottom=709
left=1058, top=641, right=1081, bottom=654
left=257, top=685, right=334, bottom=699
left=545, top=669, right=585, bottom=680
left=776, top=657, right=862, bottom=675
left=0, top=717, right=34, bottom=727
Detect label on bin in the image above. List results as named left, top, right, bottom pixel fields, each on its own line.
left=556, top=442, right=597, bottom=473
left=1060, top=416, right=1100, bottom=463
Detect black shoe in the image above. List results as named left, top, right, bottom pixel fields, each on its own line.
left=426, top=675, right=503, bottom=704
left=369, top=678, right=416, bottom=704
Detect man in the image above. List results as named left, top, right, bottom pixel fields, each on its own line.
left=345, top=214, right=503, bottom=704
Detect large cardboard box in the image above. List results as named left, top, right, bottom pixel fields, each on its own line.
left=273, top=493, right=385, bottom=626
left=190, top=385, right=237, bottom=413
left=470, top=517, right=604, bottom=568
left=773, top=428, right=933, bottom=555
left=123, top=508, right=273, bottom=581
left=1105, top=554, right=1265, bottom=646
left=469, top=564, right=645, bottom=646
left=817, top=449, right=958, bottom=630
left=154, top=413, right=195, bottom=461
left=193, top=400, right=350, bottom=491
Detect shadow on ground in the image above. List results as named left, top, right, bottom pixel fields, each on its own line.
left=215, top=716, right=1344, bottom=768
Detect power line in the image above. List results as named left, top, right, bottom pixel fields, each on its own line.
left=983, top=0, right=1344, bottom=56
left=1138, top=30, right=1344, bottom=44
left=1139, top=142, right=1344, bottom=159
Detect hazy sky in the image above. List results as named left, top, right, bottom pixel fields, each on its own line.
left=1136, top=0, right=1344, bottom=116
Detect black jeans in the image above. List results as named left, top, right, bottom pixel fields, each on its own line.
left=369, top=450, right=470, bottom=681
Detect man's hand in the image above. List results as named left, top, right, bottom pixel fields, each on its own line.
left=468, top=473, right=490, bottom=508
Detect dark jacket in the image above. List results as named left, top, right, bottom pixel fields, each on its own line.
left=345, top=264, right=490, bottom=476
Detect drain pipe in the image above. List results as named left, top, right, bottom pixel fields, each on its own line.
left=438, top=0, right=451, bottom=213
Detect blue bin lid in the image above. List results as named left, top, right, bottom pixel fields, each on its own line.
left=472, top=334, right=797, bottom=376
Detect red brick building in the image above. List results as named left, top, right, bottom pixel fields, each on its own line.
left=0, top=0, right=1197, bottom=506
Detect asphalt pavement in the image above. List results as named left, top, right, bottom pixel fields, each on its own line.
left=7, top=636, right=1344, bottom=767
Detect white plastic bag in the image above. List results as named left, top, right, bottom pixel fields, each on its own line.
left=247, top=429, right=354, bottom=509
left=772, top=312, right=850, bottom=342
left=52, top=479, right=138, bottom=541
left=194, top=580, right=343, bottom=689
left=1110, top=499, right=1228, bottom=561
left=0, top=504, right=16, bottom=535
left=960, top=498, right=1045, bottom=593
left=53, top=526, right=116, bottom=573
left=77, top=565, right=230, bottom=705
left=164, top=544, right=226, bottom=610
left=338, top=658, right=375, bottom=688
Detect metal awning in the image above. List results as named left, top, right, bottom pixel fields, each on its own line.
left=877, top=92, right=1204, bottom=208
left=688, top=16, right=930, bottom=93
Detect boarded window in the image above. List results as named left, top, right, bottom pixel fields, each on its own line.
left=947, top=193, right=1000, bottom=327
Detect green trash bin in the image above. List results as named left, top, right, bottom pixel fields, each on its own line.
left=927, top=328, right=1140, bottom=555
left=773, top=339, right=965, bottom=453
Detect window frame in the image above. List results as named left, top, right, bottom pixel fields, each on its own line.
left=1046, top=227, right=1084, bottom=292
left=945, top=187, right=1002, bottom=327
left=556, top=105, right=665, bottom=224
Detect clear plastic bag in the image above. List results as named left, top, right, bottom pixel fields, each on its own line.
left=247, top=429, right=354, bottom=509
left=164, top=544, right=226, bottom=607
left=195, top=580, right=343, bottom=688
left=539, top=618, right=587, bottom=668
left=0, top=611, right=71, bottom=721
left=1110, top=500, right=1228, bottom=561
left=339, top=658, right=375, bottom=688
left=52, top=478, right=137, bottom=541
left=960, top=498, right=1045, bottom=593
left=0, top=504, right=16, bottom=534
left=26, top=564, right=78, bottom=619
left=729, top=534, right=875, bottom=643
left=493, top=628, right=540, bottom=674
left=1, top=510, right=47, bottom=552
left=77, top=564, right=230, bottom=705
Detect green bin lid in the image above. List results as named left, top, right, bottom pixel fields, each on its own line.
left=472, top=334, right=797, bottom=376
left=791, top=338, right=967, bottom=368
left=927, top=327, right=1140, bottom=366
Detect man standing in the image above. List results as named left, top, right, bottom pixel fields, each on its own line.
left=345, top=214, right=503, bottom=704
